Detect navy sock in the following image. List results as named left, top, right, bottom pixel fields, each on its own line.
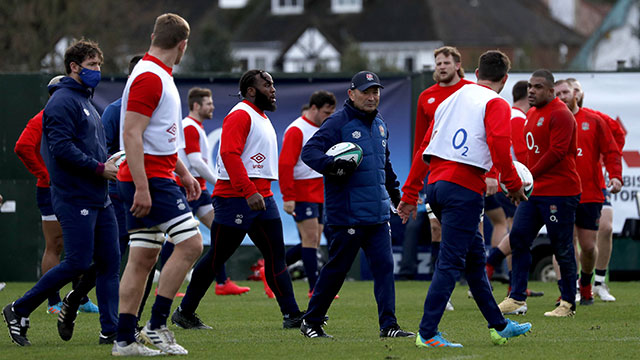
left=431, top=242, right=440, bottom=272
left=301, top=247, right=318, bottom=291
left=215, top=264, right=228, bottom=285
left=71, top=277, right=90, bottom=304
left=286, top=244, right=302, bottom=265
left=149, top=295, right=173, bottom=329
left=116, top=313, right=138, bottom=344
left=580, top=271, right=593, bottom=287
left=557, top=279, right=563, bottom=293
left=487, top=247, right=506, bottom=268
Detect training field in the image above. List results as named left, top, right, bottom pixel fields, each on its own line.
left=1, top=280, right=639, bottom=359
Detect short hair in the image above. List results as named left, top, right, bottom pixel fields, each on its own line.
left=151, top=13, right=190, bottom=49
left=188, top=87, right=212, bottom=110
left=531, top=69, right=555, bottom=87
left=477, top=50, right=510, bottom=82
left=554, top=79, right=570, bottom=87
left=63, top=38, right=103, bottom=74
left=239, top=69, right=265, bottom=97
left=512, top=80, right=528, bottom=102
left=308, top=90, right=336, bottom=109
left=434, top=46, right=465, bottom=78
left=128, top=55, right=143, bottom=75
left=300, top=103, right=310, bottom=113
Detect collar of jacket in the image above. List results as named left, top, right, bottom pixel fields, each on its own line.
left=344, top=99, right=378, bottom=123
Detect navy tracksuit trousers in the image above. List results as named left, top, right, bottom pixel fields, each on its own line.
left=304, top=222, right=397, bottom=329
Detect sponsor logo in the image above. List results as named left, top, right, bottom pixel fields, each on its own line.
left=428, top=97, right=435, bottom=104
left=235, top=214, right=243, bottom=225
left=251, top=153, right=266, bottom=163
left=305, top=207, right=312, bottom=216
left=537, top=117, right=544, bottom=127
left=352, top=131, right=361, bottom=139
left=582, top=122, right=590, bottom=131
left=83, top=108, right=90, bottom=116
left=166, top=124, right=177, bottom=136
left=80, top=209, right=89, bottom=216
left=177, top=199, right=186, bottom=210
left=347, top=228, right=356, bottom=235
left=382, top=139, right=386, bottom=147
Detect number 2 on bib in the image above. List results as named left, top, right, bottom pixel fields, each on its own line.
left=452, top=128, right=469, bottom=157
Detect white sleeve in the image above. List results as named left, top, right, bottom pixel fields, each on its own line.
left=186, top=152, right=217, bottom=185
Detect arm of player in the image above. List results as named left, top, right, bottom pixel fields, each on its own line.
left=186, top=152, right=217, bottom=185
left=301, top=117, right=340, bottom=175
left=122, top=110, right=152, bottom=217
left=383, top=126, right=401, bottom=208
left=412, top=93, right=429, bottom=156
left=279, top=127, right=303, bottom=215
left=175, top=157, right=202, bottom=201
left=101, top=103, right=120, bottom=155
left=15, top=114, right=49, bottom=183
left=528, top=109, right=575, bottom=179
left=597, top=117, right=623, bottom=193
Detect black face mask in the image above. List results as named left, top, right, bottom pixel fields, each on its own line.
left=254, top=88, right=276, bottom=112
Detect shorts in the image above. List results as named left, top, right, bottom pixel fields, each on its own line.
left=118, top=177, right=193, bottom=231
left=602, top=188, right=612, bottom=208
left=575, top=202, right=603, bottom=231
left=293, top=202, right=323, bottom=223
left=181, top=187, right=213, bottom=218
left=212, top=195, right=280, bottom=231
left=36, top=186, right=57, bottom=221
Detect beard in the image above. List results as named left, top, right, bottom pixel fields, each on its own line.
left=435, top=70, right=455, bottom=84
left=255, top=89, right=276, bottom=112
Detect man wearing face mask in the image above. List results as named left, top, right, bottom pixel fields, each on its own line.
left=3, top=39, right=121, bottom=347
left=299, top=71, right=413, bottom=339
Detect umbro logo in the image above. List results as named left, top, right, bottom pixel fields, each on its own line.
left=250, top=153, right=266, bottom=163
left=166, top=124, right=177, bottom=136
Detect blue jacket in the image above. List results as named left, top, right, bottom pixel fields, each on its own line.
left=101, top=98, right=122, bottom=195
left=42, top=77, right=110, bottom=208
left=302, top=100, right=399, bottom=226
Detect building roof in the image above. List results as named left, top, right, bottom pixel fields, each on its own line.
left=570, top=0, right=635, bottom=70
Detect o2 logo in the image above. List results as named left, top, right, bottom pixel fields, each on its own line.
left=526, top=132, right=540, bottom=154
left=452, top=128, right=469, bottom=157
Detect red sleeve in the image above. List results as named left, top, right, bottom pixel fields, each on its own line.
left=599, top=111, right=626, bottom=151
left=511, top=116, right=527, bottom=163
left=278, top=126, right=303, bottom=202
left=401, top=123, right=433, bottom=205
left=485, top=99, right=521, bottom=191
left=183, top=125, right=201, bottom=154
left=529, top=109, right=575, bottom=179
left=220, top=110, right=256, bottom=198
left=597, top=116, right=623, bottom=181
left=412, top=93, right=429, bottom=156
left=126, top=72, right=162, bottom=117
left=14, top=110, right=49, bottom=185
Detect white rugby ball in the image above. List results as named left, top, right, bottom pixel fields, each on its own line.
left=326, top=142, right=363, bottom=166
left=499, top=160, right=533, bottom=197
left=107, top=150, right=126, bottom=169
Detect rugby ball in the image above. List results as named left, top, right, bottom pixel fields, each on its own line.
left=500, top=160, right=533, bottom=197
left=326, top=142, right=363, bottom=166
left=107, top=150, right=126, bottom=169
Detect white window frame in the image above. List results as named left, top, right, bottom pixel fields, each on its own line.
left=271, top=0, right=304, bottom=15
left=331, top=0, right=362, bottom=14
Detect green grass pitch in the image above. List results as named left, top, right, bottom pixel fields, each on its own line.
left=1, top=280, right=639, bottom=359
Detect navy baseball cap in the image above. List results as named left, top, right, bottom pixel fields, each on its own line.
left=350, top=71, right=384, bottom=91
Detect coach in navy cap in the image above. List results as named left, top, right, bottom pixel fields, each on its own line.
left=350, top=70, right=384, bottom=91
left=299, top=70, right=412, bottom=339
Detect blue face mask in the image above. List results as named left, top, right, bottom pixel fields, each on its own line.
left=79, top=67, right=101, bottom=88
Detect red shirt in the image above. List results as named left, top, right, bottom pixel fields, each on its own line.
left=524, top=97, right=581, bottom=196
left=511, top=107, right=528, bottom=163
left=583, top=107, right=626, bottom=151
left=574, top=109, right=622, bottom=203
left=412, top=79, right=474, bottom=156
left=401, top=89, right=520, bottom=204
left=213, top=100, right=273, bottom=199
left=15, top=110, right=50, bottom=188
left=177, top=116, right=207, bottom=190
left=278, top=116, right=323, bottom=203
left=118, top=53, right=177, bottom=182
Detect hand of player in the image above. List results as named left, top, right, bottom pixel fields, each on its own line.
left=181, top=172, right=202, bottom=202
left=283, top=200, right=295, bottom=215
left=102, top=160, right=119, bottom=181
left=397, top=201, right=417, bottom=224
left=328, top=158, right=357, bottom=177
left=131, top=188, right=152, bottom=218
left=485, top=177, right=499, bottom=196
left=609, top=178, right=622, bottom=194
left=507, top=182, right=529, bottom=206
left=247, top=192, right=266, bottom=211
